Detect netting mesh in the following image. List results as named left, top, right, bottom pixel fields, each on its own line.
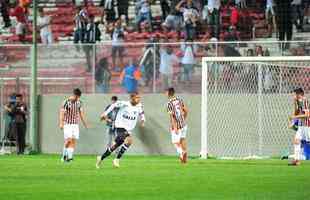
left=203, top=59, right=310, bottom=158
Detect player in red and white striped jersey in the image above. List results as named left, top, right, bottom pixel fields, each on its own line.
left=166, top=87, right=189, bottom=163
left=289, top=88, right=310, bottom=166
left=59, top=88, right=89, bottom=162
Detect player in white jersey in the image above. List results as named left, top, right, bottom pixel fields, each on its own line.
left=96, top=92, right=145, bottom=168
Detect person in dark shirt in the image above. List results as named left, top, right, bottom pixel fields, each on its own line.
left=275, top=0, right=293, bottom=50
left=5, top=94, right=28, bottom=154
left=103, top=96, right=119, bottom=149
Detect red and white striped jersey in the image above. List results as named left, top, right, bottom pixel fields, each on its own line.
left=61, top=99, right=83, bottom=125
left=167, top=97, right=187, bottom=130
left=295, top=97, right=310, bottom=127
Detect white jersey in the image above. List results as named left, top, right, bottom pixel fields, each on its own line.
left=104, top=101, right=145, bottom=132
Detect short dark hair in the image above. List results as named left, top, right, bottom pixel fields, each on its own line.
left=130, top=92, right=139, bottom=98
left=294, top=88, right=304, bottom=95
left=167, top=87, right=175, bottom=96
left=111, top=96, right=118, bottom=101
left=16, top=94, right=23, bottom=98
left=73, top=88, right=82, bottom=97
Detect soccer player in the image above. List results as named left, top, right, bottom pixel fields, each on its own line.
left=165, top=87, right=189, bottom=163
left=96, top=92, right=145, bottom=168
left=103, top=96, right=119, bottom=149
left=289, top=88, right=310, bottom=166
left=59, top=88, right=89, bottom=162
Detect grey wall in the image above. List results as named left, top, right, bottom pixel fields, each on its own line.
left=39, top=94, right=201, bottom=155
left=39, top=94, right=296, bottom=157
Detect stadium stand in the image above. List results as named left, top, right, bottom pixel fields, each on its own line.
left=0, top=0, right=309, bottom=104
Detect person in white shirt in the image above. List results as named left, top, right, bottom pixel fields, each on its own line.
left=110, top=19, right=125, bottom=70
left=96, top=93, right=145, bottom=169
left=136, top=0, right=152, bottom=31
left=159, top=45, right=179, bottom=91
left=38, top=8, right=53, bottom=44
left=180, top=39, right=197, bottom=85
left=176, top=0, right=199, bottom=40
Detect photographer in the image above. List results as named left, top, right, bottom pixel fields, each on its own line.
left=5, top=94, right=28, bottom=154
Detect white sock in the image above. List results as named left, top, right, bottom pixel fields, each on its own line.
left=174, top=144, right=183, bottom=155
left=62, top=147, right=68, bottom=158
left=294, top=144, right=301, bottom=161
left=67, top=148, right=74, bottom=160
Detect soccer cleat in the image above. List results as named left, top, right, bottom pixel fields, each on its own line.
left=96, top=156, right=102, bottom=169
left=182, top=152, right=188, bottom=164
left=288, top=160, right=301, bottom=166
left=179, top=155, right=184, bottom=163
left=61, top=155, right=67, bottom=163
left=113, top=158, right=120, bottom=168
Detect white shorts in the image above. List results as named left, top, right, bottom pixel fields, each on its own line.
left=64, top=124, right=80, bottom=140
left=171, top=126, right=187, bottom=144
left=295, top=126, right=310, bottom=142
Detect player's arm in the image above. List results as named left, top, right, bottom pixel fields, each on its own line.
left=182, top=102, right=189, bottom=120
left=139, top=108, right=146, bottom=127
left=79, top=108, right=89, bottom=129
left=290, top=112, right=310, bottom=119
left=169, top=113, right=178, bottom=132
left=100, top=102, right=121, bottom=122
left=59, top=107, right=65, bottom=129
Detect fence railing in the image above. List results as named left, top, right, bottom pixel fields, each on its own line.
left=0, top=41, right=309, bottom=98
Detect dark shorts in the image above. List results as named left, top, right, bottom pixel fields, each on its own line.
left=112, top=46, right=124, bottom=58
left=114, top=128, right=130, bottom=145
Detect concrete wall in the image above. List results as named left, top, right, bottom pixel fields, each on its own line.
left=39, top=94, right=201, bottom=155
left=39, top=94, right=296, bottom=157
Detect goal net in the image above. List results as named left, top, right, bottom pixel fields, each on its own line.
left=201, top=56, right=310, bottom=159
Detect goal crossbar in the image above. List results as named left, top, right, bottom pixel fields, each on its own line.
left=202, top=56, right=310, bottom=63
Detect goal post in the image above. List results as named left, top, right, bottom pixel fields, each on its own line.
left=201, top=56, right=310, bottom=159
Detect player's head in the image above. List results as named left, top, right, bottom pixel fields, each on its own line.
left=72, top=88, right=82, bottom=101
left=166, top=87, right=175, bottom=98
left=111, top=96, right=118, bottom=103
left=130, top=92, right=140, bottom=106
left=38, top=8, right=44, bottom=17
left=294, top=88, right=304, bottom=100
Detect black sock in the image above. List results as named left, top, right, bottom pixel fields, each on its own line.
left=116, top=144, right=130, bottom=159
left=101, top=148, right=112, bottom=160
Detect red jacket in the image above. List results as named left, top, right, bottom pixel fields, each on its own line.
left=11, top=6, right=27, bottom=23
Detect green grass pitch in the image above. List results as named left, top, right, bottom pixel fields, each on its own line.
left=0, top=155, right=310, bottom=200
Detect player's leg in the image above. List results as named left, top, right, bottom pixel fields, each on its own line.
left=112, top=129, right=119, bottom=154
left=62, top=139, right=70, bottom=161
left=106, top=127, right=113, bottom=149
left=180, top=138, right=187, bottom=163
left=114, top=135, right=132, bottom=167
left=62, top=124, right=72, bottom=161
left=290, top=127, right=303, bottom=165
left=171, top=130, right=183, bottom=162
left=96, top=128, right=127, bottom=168
left=180, top=126, right=188, bottom=163
left=67, top=125, right=79, bottom=161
